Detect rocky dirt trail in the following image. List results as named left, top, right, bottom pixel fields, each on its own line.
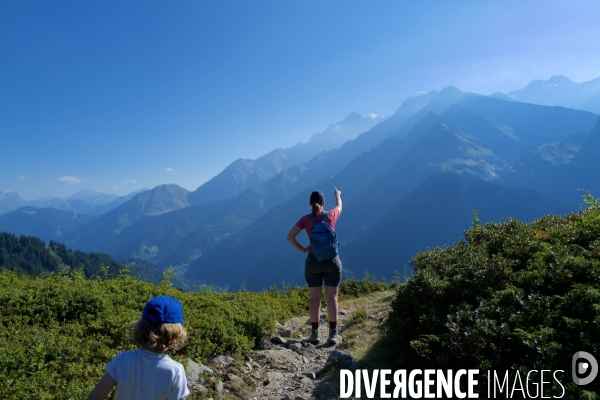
left=185, top=291, right=395, bottom=400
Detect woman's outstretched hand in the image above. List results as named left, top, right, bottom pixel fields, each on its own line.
left=334, top=187, right=342, bottom=212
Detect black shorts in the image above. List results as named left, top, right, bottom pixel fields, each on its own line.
left=304, top=253, right=342, bottom=288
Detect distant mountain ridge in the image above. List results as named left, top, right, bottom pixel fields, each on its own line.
left=23, top=90, right=598, bottom=283
left=6, top=78, right=600, bottom=291
left=1, top=112, right=386, bottom=261
left=0, top=191, right=27, bottom=215
left=60, top=184, right=190, bottom=251
left=0, top=189, right=144, bottom=217
left=188, top=172, right=578, bottom=290
left=504, top=116, right=600, bottom=202
left=0, top=207, right=96, bottom=243
left=188, top=112, right=382, bottom=206
left=339, top=172, right=578, bottom=278
left=183, top=97, right=598, bottom=289
left=44, top=92, right=454, bottom=264
left=502, top=75, right=600, bottom=114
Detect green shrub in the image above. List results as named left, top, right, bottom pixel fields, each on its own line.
left=0, top=270, right=310, bottom=399
left=347, top=307, right=368, bottom=326
left=386, top=205, right=600, bottom=398
left=339, top=270, right=396, bottom=297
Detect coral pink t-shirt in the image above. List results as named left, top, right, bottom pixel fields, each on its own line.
left=296, top=208, right=340, bottom=253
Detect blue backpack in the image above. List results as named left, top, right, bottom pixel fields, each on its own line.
left=308, top=210, right=339, bottom=262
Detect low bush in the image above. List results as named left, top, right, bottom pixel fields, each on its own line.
left=347, top=307, right=368, bottom=326
left=0, top=270, right=310, bottom=399
left=386, top=202, right=600, bottom=398
left=339, top=270, right=397, bottom=297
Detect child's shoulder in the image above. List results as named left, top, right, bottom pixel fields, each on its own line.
left=140, top=349, right=184, bottom=368
left=109, top=349, right=184, bottom=373
left=108, top=348, right=139, bottom=366
left=156, top=353, right=185, bottom=368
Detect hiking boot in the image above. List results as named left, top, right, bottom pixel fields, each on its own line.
left=327, top=327, right=342, bottom=345
left=308, top=329, right=320, bottom=344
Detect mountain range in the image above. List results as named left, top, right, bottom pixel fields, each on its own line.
left=184, top=95, right=597, bottom=289
left=188, top=112, right=382, bottom=206
left=0, top=207, right=97, bottom=244
left=499, top=75, right=600, bottom=114
left=56, top=89, right=472, bottom=265
left=0, top=189, right=144, bottom=217
left=2, top=75, right=600, bottom=290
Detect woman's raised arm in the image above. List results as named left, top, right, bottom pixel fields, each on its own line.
left=334, top=187, right=342, bottom=213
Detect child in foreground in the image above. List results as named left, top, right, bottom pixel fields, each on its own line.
left=87, top=296, right=190, bottom=400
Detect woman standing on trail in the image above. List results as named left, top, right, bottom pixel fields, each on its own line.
left=286, top=187, right=343, bottom=345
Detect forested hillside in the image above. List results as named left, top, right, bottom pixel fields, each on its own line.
left=0, top=233, right=164, bottom=283
left=0, top=233, right=119, bottom=277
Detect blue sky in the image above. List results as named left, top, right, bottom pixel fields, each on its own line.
left=2, top=0, right=600, bottom=200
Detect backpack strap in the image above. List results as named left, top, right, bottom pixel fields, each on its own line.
left=308, top=210, right=328, bottom=224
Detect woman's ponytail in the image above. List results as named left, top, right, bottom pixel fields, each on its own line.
left=311, top=203, right=322, bottom=215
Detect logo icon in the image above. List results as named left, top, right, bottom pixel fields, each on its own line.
left=572, top=351, right=598, bottom=385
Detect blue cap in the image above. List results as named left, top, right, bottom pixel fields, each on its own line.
left=142, top=296, right=184, bottom=325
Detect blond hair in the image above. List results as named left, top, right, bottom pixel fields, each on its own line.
left=311, top=202, right=323, bottom=215
left=131, top=319, right=187, bottom=353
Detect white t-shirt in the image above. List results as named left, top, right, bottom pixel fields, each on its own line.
left=107, top=348, right=190, bottom=400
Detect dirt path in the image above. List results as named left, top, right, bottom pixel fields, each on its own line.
left=186, top=290, right=395, bottom=400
